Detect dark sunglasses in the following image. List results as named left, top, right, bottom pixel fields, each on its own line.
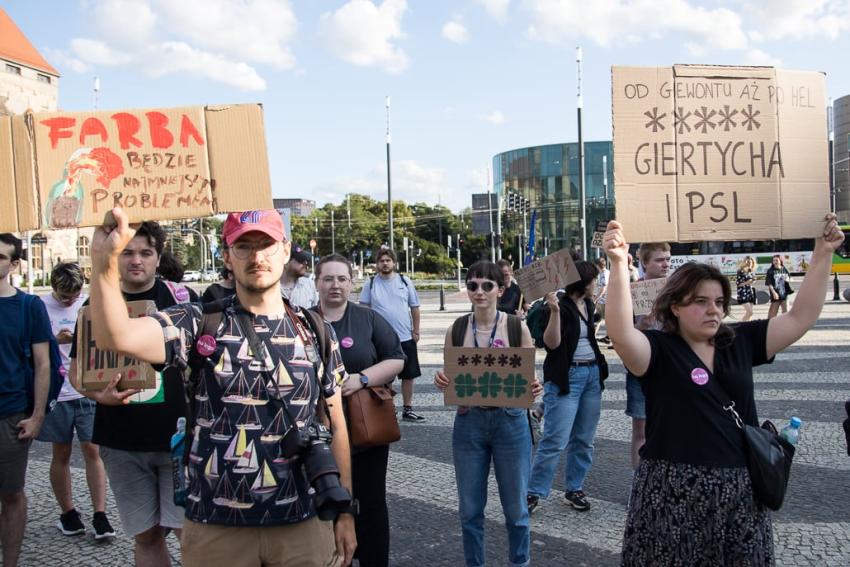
left=466, top=281, right=497, bottom=292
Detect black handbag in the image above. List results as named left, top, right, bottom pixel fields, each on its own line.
left=784, top=280, right=794, bottom=296
left=718, top=396, right=795, bottom=511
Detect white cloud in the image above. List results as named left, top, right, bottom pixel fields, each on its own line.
left=744, top=48, right=783, bottom=67
left=318, top=0, right=409, bottom=74
left=475, top=0, right=511, bottom=22
left=482, top=110, right=505, bottom=125
left=442, top=19, right=469, bottom=43
left=54, top=0, right=298, bottom=90
left=42, top=47, right=90, bottom=73
left=743, top=0, right=850, bottom=41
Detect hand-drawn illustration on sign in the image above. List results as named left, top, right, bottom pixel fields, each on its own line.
left=612, top=65, right=829, bottom=243
left=443, top=347, right=536, bottom=408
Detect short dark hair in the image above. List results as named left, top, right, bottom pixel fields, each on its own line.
left=652, top=262, right=734, bottom=346
left=496, top=259, right=513, bottom=270
left=565, top=260, right=599, bottom=297
left=466, top=260, right=504, bottom=288
left=375, top=248, right=397, bottom=263
left=156, top=250, right=185, bottom=283
left=315, top=253, right=353, bottom=278
left=135, top=222, right=166, bottom=256
left=0, top=233, right=23, bottom=262
left=51, top=262, right=84, bottom=293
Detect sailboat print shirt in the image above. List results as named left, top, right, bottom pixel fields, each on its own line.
left=151, top=300, right=347, bottom=526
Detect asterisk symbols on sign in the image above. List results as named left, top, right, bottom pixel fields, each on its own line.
left=741, top=104, right=761, bottom=131
left=483, top=354, right=496, bottom=366
left=509, top=354, right=522, bottom=368
left=717, top=105, right=738, bottom=131
left=457, top=355, right=469, bottom=366
left=497, top=354, right=509, bottom=367
left=674, top=107, right=692, bottom=134
left=693, top=106, right=717, bottom=133
left=471, top=354, right=482, bottom=366
left=643, top=107, right=666, bottom=132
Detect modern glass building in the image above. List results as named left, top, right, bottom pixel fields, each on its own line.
left=834, top=95, right=850, bottom=223
left=493, top=141, right=613, bottom=256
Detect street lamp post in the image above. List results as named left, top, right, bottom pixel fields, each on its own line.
left=386, top=96, right=394, bottom=251
left=576, top=46, right=588, bottom=261
left=603, top=154, right=609, bottom=220
left=182, top=228, right=207, bottom=274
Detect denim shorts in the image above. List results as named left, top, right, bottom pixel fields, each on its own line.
left=36, top=397, right=96, bottom=444
left=625, top=374, right=646, bottom=420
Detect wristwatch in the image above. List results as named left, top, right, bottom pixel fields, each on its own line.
left=359, top=374, right=370, bottom=388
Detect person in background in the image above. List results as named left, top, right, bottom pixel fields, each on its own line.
left=627, top=254, right=640, bottom=283
left=0, top=233, right=52, bottom=567
left=156, top=250, right=185, bottom=284
left=527, top=260, right=606, bottom=514
left=626, top=242, right=671, bottom=472
left=434, top=260, right=541, bottom=567
left=604, top=216, right=843, bottom=565
left=736, top=256, right=757, bottom=322
left=360, top=248, right=424, bottom=422
left=281, top=245, right=318, bottom=310
left=594, top=257, right=610, bottom=343
left=765, top=255, right=791, bottom=319
left=201, top=266, right=235, bottom=303
left=314, top=253, right=405, bottom=567
left=496, top=259, right=528, bottom=316
left=37, top=263, right=115, bottom=540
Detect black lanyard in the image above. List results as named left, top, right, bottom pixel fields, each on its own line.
left=471, top=312, right=500, bottom=348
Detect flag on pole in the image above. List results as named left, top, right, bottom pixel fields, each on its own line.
left=524, top=210, right=537, bottom=266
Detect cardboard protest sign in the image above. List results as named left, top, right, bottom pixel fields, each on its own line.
left=612, top=65, right=829, bottom=243
left=0, top=104, right=273, bottom=232
left=443, top=347, right=535, bottom=408
left=76, top=301, right=158, bottom=391
left=630, top=278, right=667, bottom=316
left=514, top=248, right=581, bottom=303
left=591, top=220, right=610, bottom=249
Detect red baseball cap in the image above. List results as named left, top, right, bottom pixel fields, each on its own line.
left=222, top=211, right=286, bottom=247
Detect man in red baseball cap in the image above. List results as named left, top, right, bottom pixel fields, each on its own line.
left=85, top=208, right=357, bottom=567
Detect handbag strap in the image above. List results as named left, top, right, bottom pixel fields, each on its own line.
left=698, top=367, right=745, bottom=430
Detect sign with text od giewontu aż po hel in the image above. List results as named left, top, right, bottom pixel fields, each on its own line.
left=76, top=300, right=157, bottom=391
left=612, top=65, right=829, bottom=244
left=443, top=347, right=536, bottom=408
left=0, top=103, right=273, bottom=232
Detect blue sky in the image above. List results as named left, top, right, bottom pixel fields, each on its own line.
left=6, top=0, right=850, bottom=212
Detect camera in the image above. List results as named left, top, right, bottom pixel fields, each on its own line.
left=284, top=420, right=352, bottom=521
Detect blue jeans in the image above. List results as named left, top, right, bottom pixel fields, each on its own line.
left=453, top=407, right=532, bottom=567
left=528, top=365, right=602, bottom=497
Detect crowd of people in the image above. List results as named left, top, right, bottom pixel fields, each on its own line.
left=0, top=208, right=844, bottom=567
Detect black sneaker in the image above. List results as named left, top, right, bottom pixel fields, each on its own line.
left=57, top=509, right=86, bottom=536
left=527, top=495, right=540, bottom=515
left=564, top=490, right=591, bottom=511
left=402, top=409, right=425, bottom=422
left=92, top=511, right=116, bottom=541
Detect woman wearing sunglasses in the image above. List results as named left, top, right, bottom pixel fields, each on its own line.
left=434, top=261, right=542, bottom=567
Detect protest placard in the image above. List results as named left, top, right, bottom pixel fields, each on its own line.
left=76, top=300, right=157, bottom=391
left=591, top=220, right=610, bottom=249
left=612, top=65, right=829, bottom=243
left=443, top=347, right=536, bottom=408
left=514, top=248, right=581, bottom=303
left=0, top=104, right=273, bottom=232
left=631, top=278, right=667, bottom=316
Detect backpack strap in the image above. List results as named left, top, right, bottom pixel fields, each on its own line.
left=20, top=292, right=33, bottom=360
left=163, top=279, right=192, bottom=304
left=450, top=314, right=472, bottom=347
left=506, top=314, right=522, bottom=348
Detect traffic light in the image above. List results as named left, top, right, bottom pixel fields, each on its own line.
left=458, top=237, right=465, bottom=248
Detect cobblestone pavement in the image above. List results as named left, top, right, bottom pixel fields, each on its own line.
left=18, top=297, right=850, bottom=566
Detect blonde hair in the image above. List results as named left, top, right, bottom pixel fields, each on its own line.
left=739, top=256, right=756, bottom=272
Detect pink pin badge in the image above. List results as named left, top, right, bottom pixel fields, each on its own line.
left=340, top=336, right=354, bottom=349
left=492, top=338, right=506, bottom=348
left=196, top=335, right=217, bottom=356
left=175, top=287, right=190, bottom=302
left=691, top=368, right=709, bottom=386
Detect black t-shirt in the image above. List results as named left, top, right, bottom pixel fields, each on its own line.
left=497, top=282, right=523, bottom=315
left=70, top=279, right=198, bottom=452
left=636, top=319, right=773, bottom=468
left=201, top=282, right=236, bottom=303
left=314, top=303, right=406, bottom=375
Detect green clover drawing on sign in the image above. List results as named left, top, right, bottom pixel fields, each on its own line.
left=503, top=374, right=529, bottom=398
left=454, top=373, right=476, bottom=398
left=478, top=372, right=502, bottom=397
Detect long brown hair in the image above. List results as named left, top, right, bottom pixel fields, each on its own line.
left=652, top=263, right=735, bottom=346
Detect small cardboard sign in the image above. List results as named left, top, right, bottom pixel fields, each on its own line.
left=0, top=104, right=273, bottom=232
left=590, top=220, right=610, bottom=249
left=443, top=347, right=535, bottom=408
left=76, top=300, right=158, bottom=391
left=514, top=248, right=581, bottom=303
left=630, top=278, right=667, bottom=316
left=612, top=65, right=829, bottom=243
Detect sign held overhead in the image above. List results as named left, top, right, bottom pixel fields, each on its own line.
left=612, top=65, right=829, bottom=243
left=0, top=104, right=273, bottom=232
